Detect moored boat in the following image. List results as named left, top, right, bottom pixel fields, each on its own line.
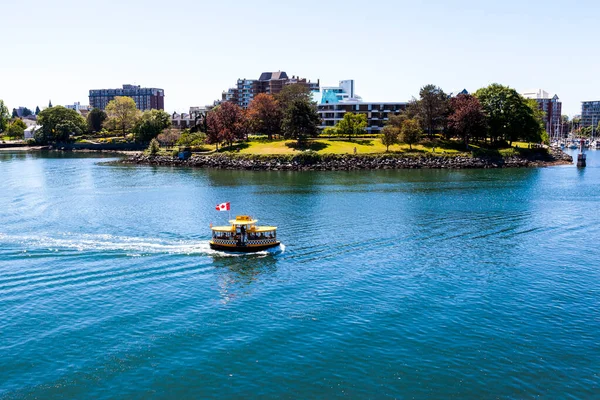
left=210, top=215, right=280, bottom=252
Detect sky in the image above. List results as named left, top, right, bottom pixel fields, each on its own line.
left=1, top=0, right=598, bottom=116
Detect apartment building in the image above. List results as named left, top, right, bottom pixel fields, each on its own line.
left=581, top=101, right=600, bottom=128
left=89, top=84, right=165, bottom=110
left=221, top=71, right=319, bottom=108
left=522, top=89, right=562, bottom=133
left=315, top=80, right=407, bottom=134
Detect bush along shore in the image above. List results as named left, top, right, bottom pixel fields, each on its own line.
left=120, top=147, right=572, bottom=171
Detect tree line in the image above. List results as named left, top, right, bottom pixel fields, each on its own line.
left=375, top=83, right=548, bottom=151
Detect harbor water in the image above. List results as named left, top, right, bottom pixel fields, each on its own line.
left=0, top=150, right=599, bottom=398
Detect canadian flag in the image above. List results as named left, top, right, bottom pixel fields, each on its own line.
left=215, top=202, right=230, bottom=211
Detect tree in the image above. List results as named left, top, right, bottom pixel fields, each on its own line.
left=205, top=110, right=222, bottom=150
left=0, top=100, right=10, bottom=133
left=36, top=106, right=87, bottom=143
left=448, top=94, right=488, bottom=147
left=176, top=131, right=206, bottom=147
left=523, top=98, right=546, bottom=143
left=247, top=93, right=282, bottom=140
left=400, top=119, right=422, bottom=150
left=105, top=96, right=140, bottom=136
left=380, top=125, right=399, bottom=151
left=133, top=109, right=171, bottom=142
left=147, top=138, right=160, bottom=155
left=205, top=102, right=248, bottom=148
left=335, top=112, right=367, bottom=141
left=87, top=108, right=107, bottom=133
left=157, top=127, right=182, bottom=147
left=48, top=100, right=52, bottom=108
left=475, top=84, right=545, bottom=145
left=275, top=83, right=313, bottom=113
left=35, top=106, right=41, bottom=115
left=7, top=119, right=27, bottom=139
left=21, top=108, right=32, bottom=117
left=387, top=113, right=408, bottom=130
left=415, top=84, right=449, bottom=137
left=12, top=108, right=18, bottom=118
left=281, top=98, right=320, bottom=145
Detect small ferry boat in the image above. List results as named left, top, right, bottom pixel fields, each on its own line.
left=210, top=215, right=280, bottom=252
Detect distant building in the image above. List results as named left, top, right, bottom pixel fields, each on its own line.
left=315, top=80, right=407, bottom=134
left=522, top=89, right=562, bottom=135
left=24, top=124, right=42, bottom=140
left=14, top=107, right=34, bottom=118
left=581, top=101, right=600, bottom=129
left=89, top=84, right=165, bottom=111
left=450, top=89, right=469, bottom=97
left=65, top=102, right=90, bottom=112
left=171, top=106, right=214, bottom=129
left=220, top=71, right=319, bottom=108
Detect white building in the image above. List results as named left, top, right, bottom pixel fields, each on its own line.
left=65, top=102, right=91, bottom=112
left=314, top=80, right=407, bottom=134
left=24, top=124, right=42, bottom=140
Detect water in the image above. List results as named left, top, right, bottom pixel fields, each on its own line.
left=1, top=150, right=599, bottom=398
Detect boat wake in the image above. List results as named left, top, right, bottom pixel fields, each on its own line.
left=0, top=232, right=285, bottom=258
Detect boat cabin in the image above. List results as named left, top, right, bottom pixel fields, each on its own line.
left=210, top=215, right=278, bottom=251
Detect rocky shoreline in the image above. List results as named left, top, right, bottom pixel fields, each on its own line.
left=118, top=147, right=573, bottom=171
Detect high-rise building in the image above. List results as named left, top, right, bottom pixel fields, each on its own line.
left=220, top=72, right=319, bottom=108
left=89, top=84, right=164, bottom=110
left=522, top=89, right=562, bottom=134
left=581, top=101, right=600, bottom=129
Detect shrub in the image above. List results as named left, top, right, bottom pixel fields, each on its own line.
left=148, top=138, right=160, bottom=155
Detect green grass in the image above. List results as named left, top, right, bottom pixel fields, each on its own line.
left=154, top=137, right=541, bottom=158
left=219, top=139, right=463, bottom=156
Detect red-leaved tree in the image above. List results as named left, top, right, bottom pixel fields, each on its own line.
left=205, top=102, right=248, bottom=149
left=448, top=94, right=488, bottom=147
left=247, top=93, right=282, bottom=140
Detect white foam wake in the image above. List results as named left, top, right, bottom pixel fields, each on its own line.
left=0, top=232, right=286, bottom=257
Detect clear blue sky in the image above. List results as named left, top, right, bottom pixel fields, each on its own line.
left=1, top=0, right=597, bottom=116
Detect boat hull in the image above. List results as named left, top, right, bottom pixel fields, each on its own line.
left=209, top=241, right=281, bottom=253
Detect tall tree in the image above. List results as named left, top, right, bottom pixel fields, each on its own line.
left=475, top=84, right=544, bottom=145
left=36, top=106, right=87, bottom=143
left=104, top=96, right=140, bottom=136
left=275, top=83, right=313, bottom=113
left=35, top=106, right=41, bottom=115
left=247, top=93, right=282, bottom=140
left=0, top=100, right=9, bottom=133
left=87, top=108, right=107, bottom=133
left=22, top=107, right=32, bottom=117
left=400, top=119, right=422, bottom=150
left=281, top=98, right=320, bottom=145
left=380, top=125, right=399, bottom=152
left=12, top=108, right=18, bottom=118
left=205, top=110, right=222, bottom=150
left=48, top=100, right=52, bottom=108
left=335, top=112, right=367, bottom=141
left=133, top=109, right=171, bottom=142
left=448, top=94, right=488, bottom=147
left=205, top=102, right=247, bottom=148
left=415, top=84, right=449, bottom=137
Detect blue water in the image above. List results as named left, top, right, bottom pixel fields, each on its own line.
left=1, top=150, right=599, bottom=398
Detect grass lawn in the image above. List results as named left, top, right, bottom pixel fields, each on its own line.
left=157, top=137, right=539, bottom=157
left=224, top=139, right=464, bottom=156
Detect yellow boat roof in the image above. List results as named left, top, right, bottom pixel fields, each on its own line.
left=211, top=226, right=235, bottom=232
left=230, top=215, right=257, bottom=225
left=211, top=225, right=277, bottom=232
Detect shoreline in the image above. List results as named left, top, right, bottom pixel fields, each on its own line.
left=117, top=148, right=573, bottom=170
